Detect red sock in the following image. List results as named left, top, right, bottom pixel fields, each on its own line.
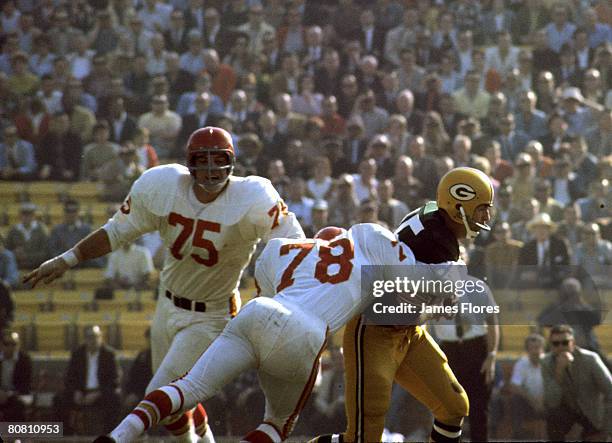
left=193, top=403, right=208, bottom=436
left=131, top=385, right=183, bottom=431
left=164, top=410, right=192, bottom=437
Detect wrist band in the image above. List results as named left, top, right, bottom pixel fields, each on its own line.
left=60, top=249, right=79, bottom=268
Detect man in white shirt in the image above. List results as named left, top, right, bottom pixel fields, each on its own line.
left=508, top=333, right=545, bottom=439
left=103, top=243, right=154, bottom=291
left=57, top=325, right=121, bottom=435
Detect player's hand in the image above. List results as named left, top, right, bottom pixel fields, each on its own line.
left=481, top=353, right=496, bottom=385
left=22, top=256, right=70, bottom=288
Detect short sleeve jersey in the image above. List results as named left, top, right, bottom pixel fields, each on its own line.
left=103, top=164, right=304, bottom=303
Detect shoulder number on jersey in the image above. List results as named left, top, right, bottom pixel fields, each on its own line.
left=168, top=212, right=220, bottom=267
left=268, top=199, right=289, bottom=229
left=390, top=240, right=408, bottom=262
left=276, top=238, right=354, bottom=292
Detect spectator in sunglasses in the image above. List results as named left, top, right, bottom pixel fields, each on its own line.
left=541, top=324, right=611, bottom=441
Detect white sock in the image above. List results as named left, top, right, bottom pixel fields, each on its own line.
left=110, top=414, right=145, bottom=443
left=199, top=424, right=216, bottom=443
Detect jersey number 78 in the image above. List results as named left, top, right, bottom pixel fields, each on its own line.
left=276, top=238, right=354, bottom=292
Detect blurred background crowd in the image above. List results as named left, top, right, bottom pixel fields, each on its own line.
left=0, top=0, right=610, bottom=440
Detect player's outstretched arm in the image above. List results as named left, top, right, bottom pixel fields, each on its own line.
left=23, top=228, right=112, bottom=288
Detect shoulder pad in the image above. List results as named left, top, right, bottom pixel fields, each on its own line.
left=199, top=175, right=280, bottom=225
left=130, top=164, right=190, bottom=216
left=397, top=203, right=460, bottom=263
left=236, top=175, right=278, bottom=204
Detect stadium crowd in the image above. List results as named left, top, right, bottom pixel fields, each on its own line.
left=0, top=0, right=611, bottom=440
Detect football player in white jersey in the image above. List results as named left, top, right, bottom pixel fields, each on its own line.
left=24, top=127, right=305, bottom=442
left=94, top=222, right=462, bottom=443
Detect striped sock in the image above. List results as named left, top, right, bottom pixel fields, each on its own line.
left=110, top=385, right=184, bottom=441
left=193, top=403, right=208, bottom=436
left=431, top=419, right=462, bottom=443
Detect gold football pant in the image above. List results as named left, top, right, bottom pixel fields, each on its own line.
left=343, top=316, right=469, bottom=443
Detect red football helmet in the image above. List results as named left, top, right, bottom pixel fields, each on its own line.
left=314, top=226, right=346, bottom=240
left=186, top=126, right=235, bottom=191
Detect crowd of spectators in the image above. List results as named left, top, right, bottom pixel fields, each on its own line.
left=0, top=0, right=609, bottom=291
left=0, top=0, right=611, bottom=440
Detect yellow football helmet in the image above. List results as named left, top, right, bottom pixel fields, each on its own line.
left=437, top=167, right=494, bottom=239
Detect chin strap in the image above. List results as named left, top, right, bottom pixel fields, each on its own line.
left=458, top=205, right=480, bottom=239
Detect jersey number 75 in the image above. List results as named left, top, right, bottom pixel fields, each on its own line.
left=168, top=212, right=220, bottom=267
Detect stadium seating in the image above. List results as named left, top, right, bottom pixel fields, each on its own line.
left=50, top=290, right=95, bottom=313
left=34, top=312, right=75, bottom=351
left=93, top=289, right=140, bottom=312
left=14, top=289, right=52, bottom=314
left=0, top=181, right=28, bottom=204
left=118, top=311, right=154, bottom=351
left=67, top=268, right=106, bottom=290
left=500, top=325, right=533, bottom=352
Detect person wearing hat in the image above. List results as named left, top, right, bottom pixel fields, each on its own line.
left=49, top=199, right=99, bottom=268
left=5, top=203, right=50, bottom=270
left=517, top=212, right=570, bottom=288
left=560, top=87, right=596, bottom=136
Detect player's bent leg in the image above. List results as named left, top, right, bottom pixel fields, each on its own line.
left=255, top=302, right=328, bottom=441
left=395, top=327, right=468, bottom=443
left=109, top=325, right=257, bottom=443
left=343, top=318, right=402, bottom=443
left=147, top=312, right=228, bottom=441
